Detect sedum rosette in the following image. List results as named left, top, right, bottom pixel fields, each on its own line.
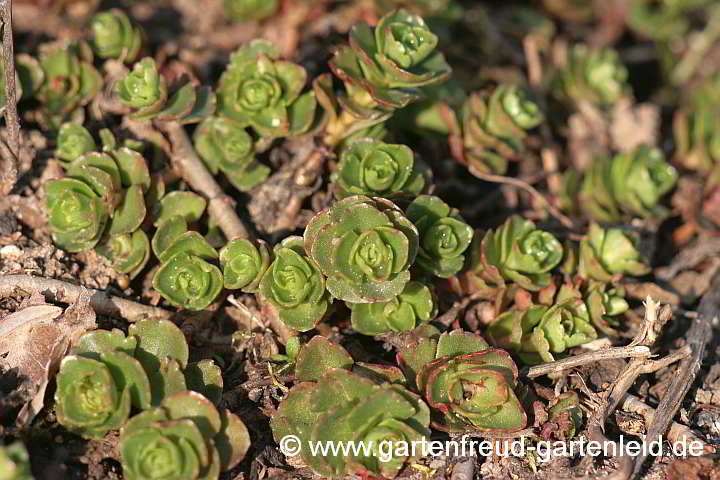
left=115, top=57, right=215, bottom=123
left=464, top=215, right=563, bottom=294
left=349, top=280, right=436, bottom=335
left=332, top=138, right=426, bottom=199
left=258, top=237, right=331, bottom=331
left=55, top=123, right=96, bottom=164
left=193, top=116, right=269, bottom=191
left=89, top=9, right=143, bottom=62
left=556, top=44, right=630, bottom=107
left=487, top=283, right=601, bottom=364
left=271, top=336, right=430, bottom=478
left=0, top=53, right=44, bottom=111
left=396, top=327, right=527, bottom=433
left=45, top=149, right=150, bottom=253
left=219, top=237, right=272, bottom=292
left=34, top=40, right=102, bottom=127
left=578, top=145, right=678, bottom=221
left=151, top=194, right=224, bottom=310
left=405, top=195, right=473, bottom=278
left=673, top=107, right=720, bottom=173
left=216, top=39, right=316, bottom=137
left=119, top=391, right=250, bottom=480
left=453, top=84, right=544, bottom=175
left=304, top=195, right=419, bottom=303
left=329, top=9, right=451, bottom=114
left=574, top=223, right=650, bottom=282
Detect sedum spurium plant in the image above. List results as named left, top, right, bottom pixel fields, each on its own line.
left=486, top=282, right=603, bottom=364
left=45, top=148, right=150, bottom=257
left=555, top=44, right=630, bottom=107
left=216, top=39, right=316, bottom=137
left=223, top=0, right=278, bottom=21
left=258, top=236, right=331, bottom=331
left=89, top=9, right=143, bottom=62
left=151, top=193, right=224, bottom=310
left=271, top=336, right=431, bottom=478
left=304, top=195, right=419, bottom=303
left=396, top=326, right=527, bottom=433
left=193, top=116, right=270, bottom=191
left=55, top=319, right=226, bottom=440
left=452, top=84, right=544, bottom=175
left=320, top=9, right=451, bottom=144
left=578, top=145, right=678, bottom=221
left=119, top=391, right=250, bottom=480
left=0, top=442, right=34, bottom=480
left=115, top=57, right=216, bottom=123
left=463, top=215, right=563, bottom=295
left=405, top=195, right=473, bottom=278
left=332, top=138, right=427, bottom=199
left=55, top=123, right=97, bottom=164
left=673, top=106, right=720, bottom=173
left=220, top=237, right=272, bottom=291
left=349, top=280, right=436, bottom=335
left=572, top=223, right=650, bottom=282
left=34, top=40, right=102, bottom=127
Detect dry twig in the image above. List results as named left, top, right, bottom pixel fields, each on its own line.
left=630, top=274, right=720, bottom=477
left=467, top=168, right=575, bottom=229
left=0, top=274, right=172, bottom=322
left=159, top=121, right=252, bottom=241
left=0, top=0, right=19, bottom=195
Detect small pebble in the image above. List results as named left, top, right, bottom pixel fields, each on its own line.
left=0, top=245, right=22, bottom=257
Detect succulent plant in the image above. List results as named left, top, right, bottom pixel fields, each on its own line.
left=115, top=57, right=216, bottom=123
left=453, top=85, right=544, bottom=175
left=329, top=9, right=451, bottom=114
left=258, top=236, right=331, bottom=331
left=119, top=391, right=250, bottom=480
left=556, top=44, right=629, bottom=107
left=396, top=327, right=527, bottom=433
left=332, top=138, right=426, bottom=199
left=0, top=53, right=44, bottom=110
left=89, top=9, right=143, bottom=62
left=216, top=39, right=316, bottom=137
left=0, top=442, right=34, bottom=480
left=55, top=123, right=97, bottom=163
left=55, top=323, right=168, bottom=438
left=220, top=237, right=272, bottom=291
left=572, top=223, right=650, bottom=282
left=223, top=0, right=278, bottom=21
left=673, top=107, right=720, bottom=172
left=578, top=145, right=678, bottom=221
left=151, top=196, right=224, bottom=310
left=627, top=0, right=711, bottom=40
left=304, top=195, right=419, bottom=303
left=193, top=116, right=269, bottom=191
left=349, top=280, right=436, bottom=335
left=96, top=230, right=151, bottom=279
left=271, top=336, right=430, bottom=478
left=405, top=195, right=473, bottom=278
left=45, top=149, right=150, bottom=254
left=464, top=216, right=563, bottom=294
left=487, top=283, right=600, bottom=364
left=34, top=41, right=102, bottom=127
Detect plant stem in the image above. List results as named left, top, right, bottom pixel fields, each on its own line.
left=0, top=0, right=19, bottom=195
left=160, top=121, right=251, bottom=241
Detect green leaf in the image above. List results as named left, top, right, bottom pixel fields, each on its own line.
left=153, top=191, right=207, bottom=226
left=294, top=336, right=354, bottom=382
left=185, top=360, right=224, bottom=405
